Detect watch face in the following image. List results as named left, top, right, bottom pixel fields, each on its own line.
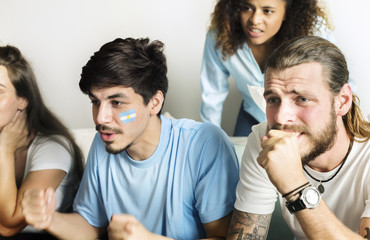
left=303, top=188, right=321, bottom=206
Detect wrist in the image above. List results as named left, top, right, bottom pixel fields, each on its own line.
left=0, top=149, right=15, bottom=158
left=282, top=182, right=310, bottom=201
left=285, top=186, right=321, bottom=214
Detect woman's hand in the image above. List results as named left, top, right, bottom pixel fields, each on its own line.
left=0, top=110, right=30, bottom=154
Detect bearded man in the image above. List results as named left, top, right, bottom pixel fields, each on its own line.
left=227, top=35, right=370, bottom=240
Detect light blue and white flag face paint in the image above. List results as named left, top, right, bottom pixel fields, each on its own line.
left=119, top=109, right=136, bottom=124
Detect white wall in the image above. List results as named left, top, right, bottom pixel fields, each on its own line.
left=326, top=0, right=370, bottom=121
left=0, top=0, right=369, bottom=134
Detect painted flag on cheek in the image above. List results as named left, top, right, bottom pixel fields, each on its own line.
left=119, top=109, right=136, bottom=124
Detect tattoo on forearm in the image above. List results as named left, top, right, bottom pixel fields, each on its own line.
left=227, top=210, right=272, bottom=240
left=364, top=227, right=369, bottom=239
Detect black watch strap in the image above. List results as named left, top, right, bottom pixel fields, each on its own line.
left=285, top=186, right=321, bottom=214
left=286, top=199, right=306, bottom=214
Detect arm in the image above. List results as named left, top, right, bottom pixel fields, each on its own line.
left=0, top=110, right=29, bottom=235
left=359, top=218, right=370, bottom=239
left=107, top=213, right=233, bottom=240
left=0, top=169, right=66, bottom=236
left=202, top=212, right=233, bottom=240
left=0, top=111, right=77, bottom=236
left=0, top=111, right=65, bottom=236
left=46, top=212, right=104, bottom=240
left=294, top=201, right=365, bottom=239
left=22, top=188, right=104, bottom=240
left=258, top=130, right=367, bottom=239
left=227, top=209, right=272, bottom=240
left=200, top=31, right=230, bottom=126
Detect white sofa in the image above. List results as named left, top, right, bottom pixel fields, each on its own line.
left=71, top=128, right=97, bottom=161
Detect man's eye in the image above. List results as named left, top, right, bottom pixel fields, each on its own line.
left=112, top=101, right=122, bottom=106
left=90, top=100, right=99, bottom=106
left=266, top=97, right=280, bottom=104
left=298, top=97, right=309, bottom=102
left=264, top=9, right=274, bottom=14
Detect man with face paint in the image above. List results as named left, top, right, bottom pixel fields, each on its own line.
left=227, top=36, right=370, bottom=239
left=21, top=38, right=240, bottom=240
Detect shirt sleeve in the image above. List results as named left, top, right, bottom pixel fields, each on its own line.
left=234, top=123, right=278, bottom=214
left=73, top=134, right=108, bottom=227
left=200, top=30, right=230, bottom=127
left=28, top=136, right=72, bottom=173
left=191, top=123, right=240, bottom=223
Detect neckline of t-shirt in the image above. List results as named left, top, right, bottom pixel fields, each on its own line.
left=124, top=115, right=170, bottom=168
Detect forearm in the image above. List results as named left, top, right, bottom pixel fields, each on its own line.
left=0, top=151, right=24, bottom=233
left=296, top=201, right=364, bottom=239
left=226, top=209, right=271, bottom=240
left=46, top=212, right=101, bottom=240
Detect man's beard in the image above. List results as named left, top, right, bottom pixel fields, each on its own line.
left=96, top=124, right=128, bottom=155
left=271, top=107, right=338, bottom=165
left=105, top=143, right=129, bottom=155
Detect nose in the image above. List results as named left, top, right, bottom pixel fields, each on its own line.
left=95, top=103, right=113, bottom=125
left=273, top=101, right=296, bottom=125
left=250, top=9, right=263, bottom=25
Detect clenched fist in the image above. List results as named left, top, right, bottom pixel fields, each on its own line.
left=21, top=187, right=56, bottom=230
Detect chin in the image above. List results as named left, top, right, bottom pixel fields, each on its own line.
left=105, top=146, right=125, bottom=155
left=105, top=142, right=127, bottom=155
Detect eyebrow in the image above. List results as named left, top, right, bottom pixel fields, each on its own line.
left=263, top=90, right=274, bottom=97
left=263, top=89, right=308, bottom=97
left=107, top=93, right=128, bottom=99
left=89, top=92, right=128, bottom=100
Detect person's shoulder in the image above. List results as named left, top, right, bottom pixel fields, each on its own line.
left=169, top=117, right=210, bottom=131
left=169, top=117, right=227, bottom=139
left=205, top=29, right=218, bottom=45
left=353, top=137, right=370, bottom=153
left=312, top=19, right=336, bottom=42
left=32, top=134, right=70, bottom=151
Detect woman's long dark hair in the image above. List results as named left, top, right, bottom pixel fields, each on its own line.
left=0, top=45, right=84, bottom=179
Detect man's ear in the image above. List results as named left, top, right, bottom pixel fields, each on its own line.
left=17, top=97, right=29, bottom=111
left=149, top=90, right=164, bottom=116
left=335, top=83, right=352, bottom=117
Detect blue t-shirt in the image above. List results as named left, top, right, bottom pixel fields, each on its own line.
left=73, top=115, right=239, bottom=239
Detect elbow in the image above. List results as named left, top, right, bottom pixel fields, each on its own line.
left=0, top=224, right=24, bottom=237
left=0, top=228, right=16, bottom=237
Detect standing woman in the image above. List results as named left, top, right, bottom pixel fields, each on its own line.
left=0, top=45, right=84, bottom=236
left=200, top=0, right=355, bottom=136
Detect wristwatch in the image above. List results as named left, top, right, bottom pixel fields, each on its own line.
left=286, top=186, right=321, bottom=214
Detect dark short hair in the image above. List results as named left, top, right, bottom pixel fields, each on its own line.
left=79, top=38, right=168, bottom=110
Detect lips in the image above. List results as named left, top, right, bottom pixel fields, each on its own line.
left=248, top=27, right=263, bottom=37
left=99, top=131, right=117, bottom=142
left=283, top=130, right=304, bottom=137
left=250, top=28, right=262, bottom=33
